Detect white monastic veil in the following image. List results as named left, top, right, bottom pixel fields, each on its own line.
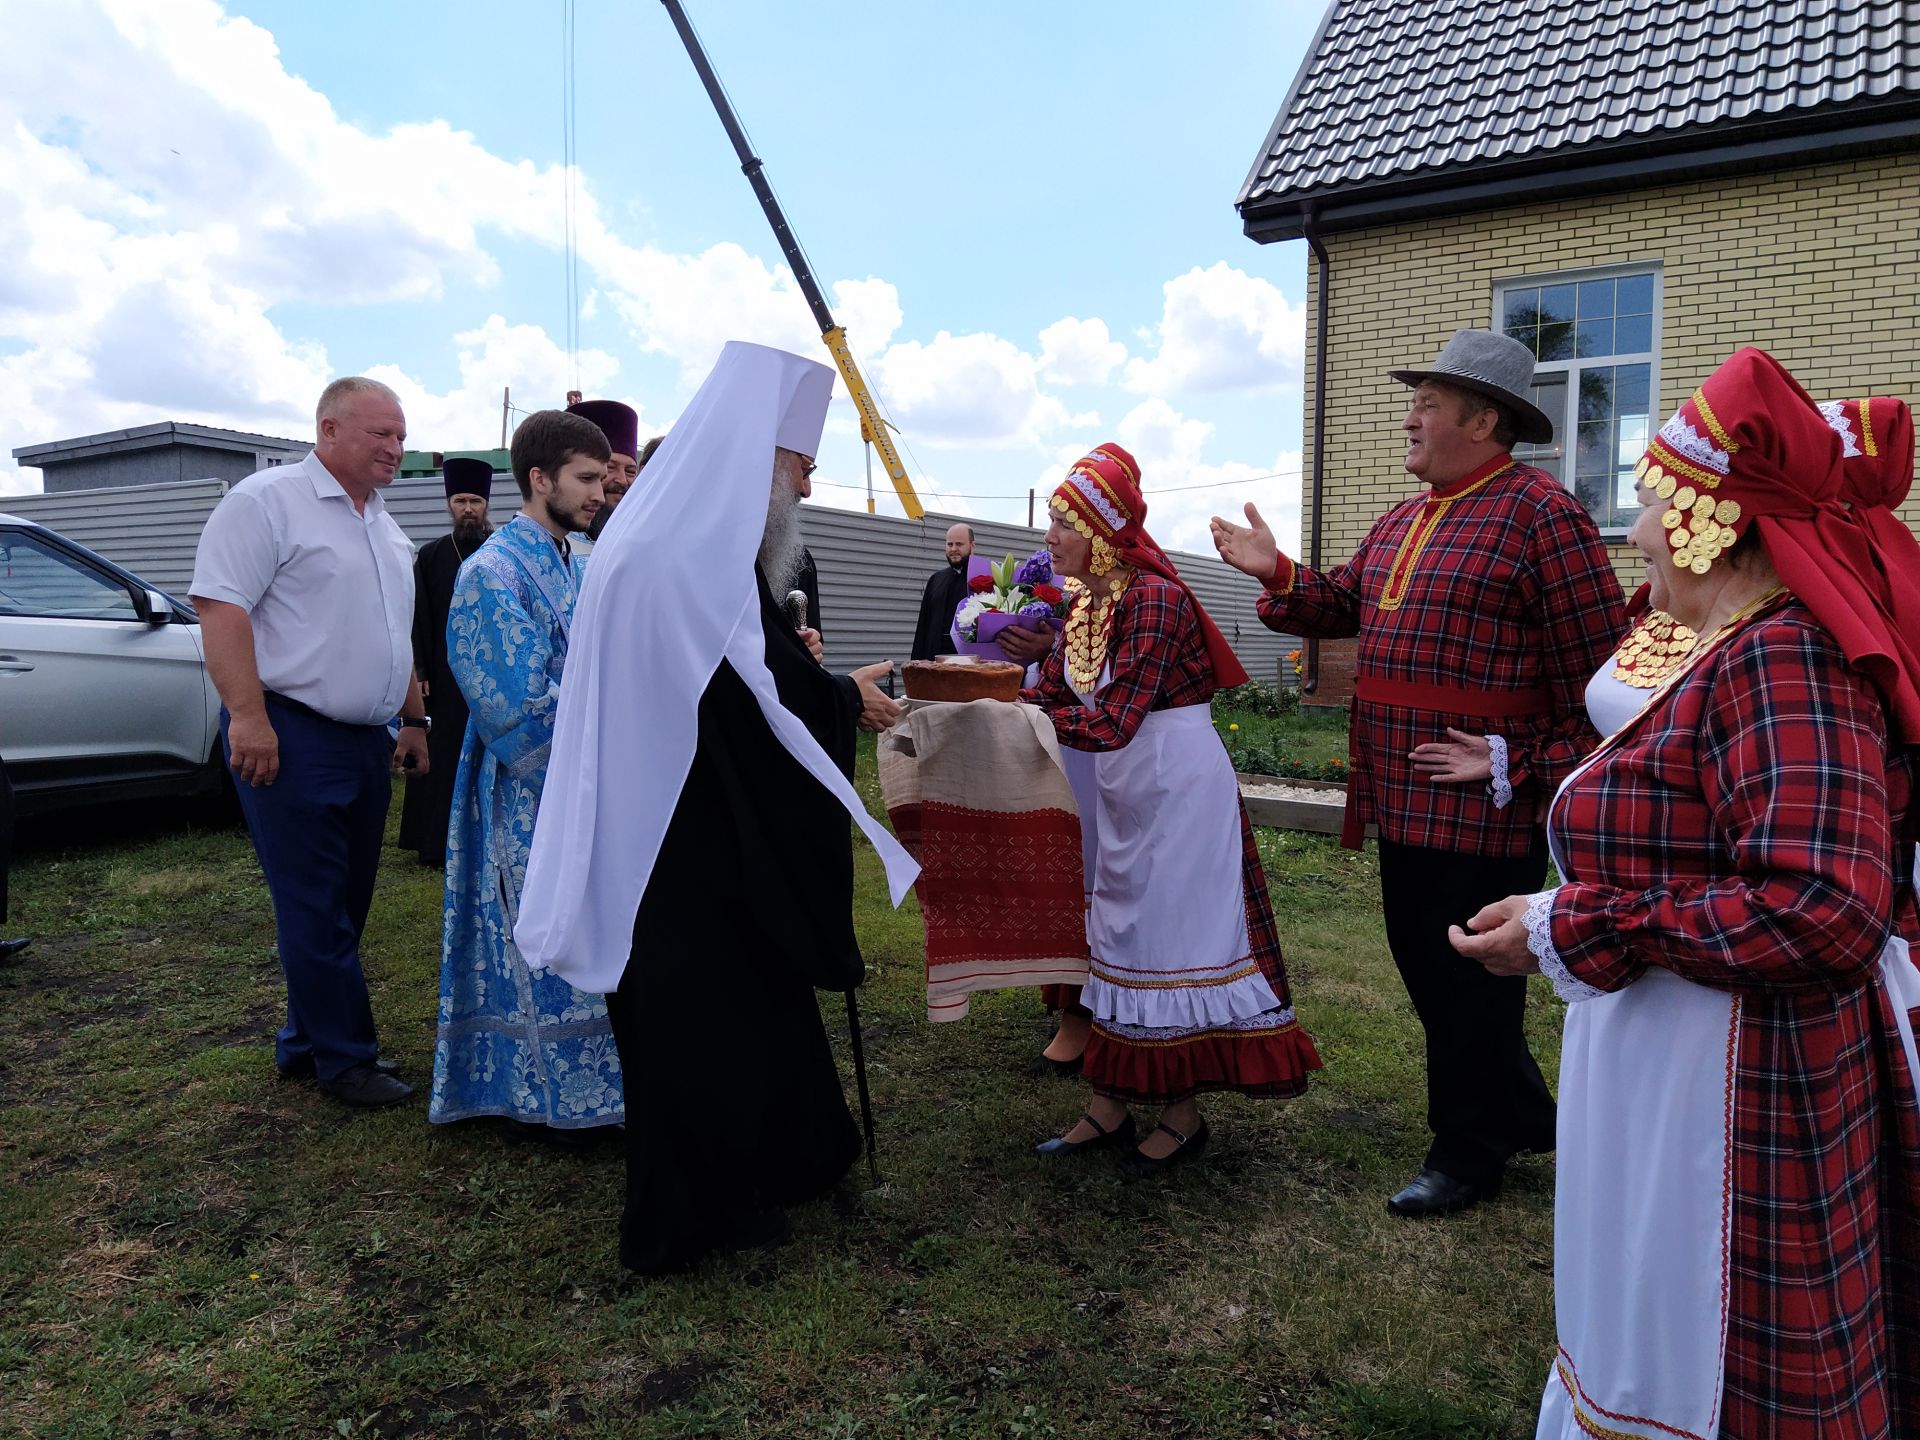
left=514, top=341, right=920, bottom=992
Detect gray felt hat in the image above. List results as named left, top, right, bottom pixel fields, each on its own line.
left=1388, top=329, right=1555, bottom=445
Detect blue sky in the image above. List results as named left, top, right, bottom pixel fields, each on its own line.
left=0, top=0, right=1322, bottom=551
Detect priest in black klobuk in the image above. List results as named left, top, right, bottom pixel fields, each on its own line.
left=567, top=398, right=641, bottom=543
left=517, top=341, right=919, bottom=1275
left=399, top=456, right=493, bottom=866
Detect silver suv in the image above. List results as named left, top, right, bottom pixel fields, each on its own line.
left=0, top=513, right=225, bottom=816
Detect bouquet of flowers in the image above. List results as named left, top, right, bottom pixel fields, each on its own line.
left=951, top=549, right=1068, bottom=658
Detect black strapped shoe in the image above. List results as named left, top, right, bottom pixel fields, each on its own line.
left=1035, top=1110, right=1136, bottom=1157
left=1118, top=1118, right=1210, bottom=1179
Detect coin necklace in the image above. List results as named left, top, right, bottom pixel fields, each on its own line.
left=1064, top=571, right=1132, bottom=692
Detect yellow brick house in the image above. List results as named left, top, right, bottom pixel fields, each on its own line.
left=1237, top=0, right=1920, bottom=700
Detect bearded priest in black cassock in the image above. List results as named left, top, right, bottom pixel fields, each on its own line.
left=398, top=457, right=493, bottom=866
left=515, top=341, right=920, bottom=1276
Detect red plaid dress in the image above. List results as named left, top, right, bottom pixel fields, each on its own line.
left=1022, top=572, right=1322, bottom=1102
left=1257, top=455, right=1624, bottom=856
left=1548, top=603, right=1920, bottom=1437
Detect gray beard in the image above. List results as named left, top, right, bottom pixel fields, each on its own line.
left=758, top=482, right=806, bottom=596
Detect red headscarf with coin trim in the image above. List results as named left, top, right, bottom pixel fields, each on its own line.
left=1640, top=349, right=1920, bottom=741
left=1050, top=443, right=1249, bottom=689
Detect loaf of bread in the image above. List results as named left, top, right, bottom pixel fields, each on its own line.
left=900, top=659, right=1025, bottom=703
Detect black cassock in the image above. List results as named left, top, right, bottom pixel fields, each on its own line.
left=397, top=532, right=478, bottom=865
left=605, top=566, right=864, bottom=1274
left=910, top=562, right=966, bottom=660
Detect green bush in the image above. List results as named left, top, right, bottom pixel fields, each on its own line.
left=1214, top=679, right=1299, bottom=717
left=1230, top=741, right=1350, bottom=783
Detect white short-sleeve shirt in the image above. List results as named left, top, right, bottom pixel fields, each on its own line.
left=190, top=452, right=416, bottom=726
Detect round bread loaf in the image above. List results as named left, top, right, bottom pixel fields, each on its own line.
left=901, top=659, right=1025, bottom=703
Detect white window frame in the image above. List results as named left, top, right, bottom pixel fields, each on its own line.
left=1493, top=260, right=1664, bottom=539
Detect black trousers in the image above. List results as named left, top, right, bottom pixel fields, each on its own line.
left=1377, top=833, right=1558, bottom=1185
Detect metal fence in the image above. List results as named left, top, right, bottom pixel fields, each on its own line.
left=2, top=475, right=1298, bottom=684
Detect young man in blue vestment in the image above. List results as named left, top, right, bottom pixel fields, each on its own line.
left=428, top=408, right=626, bottom=1138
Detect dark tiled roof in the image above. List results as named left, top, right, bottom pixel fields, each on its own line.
left=1239, top=0, right=1920, bottom=236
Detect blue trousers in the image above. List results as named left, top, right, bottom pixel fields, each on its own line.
left=224, top=696, right=392, bottom=1080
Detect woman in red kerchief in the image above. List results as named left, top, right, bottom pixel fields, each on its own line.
left=1452, top=352, right=1920, bottom=1440
left=1023, top=443, right=1321, bottom=1175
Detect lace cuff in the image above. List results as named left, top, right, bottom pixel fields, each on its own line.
left=1526, top=889, right=1604, bottom=1003
left=1487, top=734, right=1513, bottom=809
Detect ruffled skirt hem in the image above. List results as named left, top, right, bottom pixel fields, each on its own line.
left=1085, top=1013, right=1322, bottom=1104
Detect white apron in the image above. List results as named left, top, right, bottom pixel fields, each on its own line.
left=1534, top=757, right=1920, bottom=1439
left=1067, top=674, right=1279, bottom=1033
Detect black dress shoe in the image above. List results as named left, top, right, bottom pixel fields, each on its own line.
left=278, top=1054, right=400, bottom=1081
left=1118, top=1118, right=1210, bottom=1179
left=1035, top=1110, right=1135, bottom=1157
left=1386, top=1168, right=1500, bottom=1218
left=0, top=937, right=30, bottom=959
left=1029, top=1051, right=1084, bottom=1078
left=316, top=1062, right=414, bottom=1109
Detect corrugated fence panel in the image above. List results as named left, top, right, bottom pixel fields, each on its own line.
left=2, top=482, right=1298, bottom=685
left=1, top=479, right=232, bottom=594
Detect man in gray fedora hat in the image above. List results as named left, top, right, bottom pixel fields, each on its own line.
left=1212, top=328, right=1623, bottom=1217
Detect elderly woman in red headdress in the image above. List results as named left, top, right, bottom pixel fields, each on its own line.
left=1020, top=443, right=1322, bottom=1175
left=1451, top=352, right=1920, bottom=1440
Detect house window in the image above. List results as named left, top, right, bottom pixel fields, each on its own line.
left=1495, top=266, right=1659, bottom=533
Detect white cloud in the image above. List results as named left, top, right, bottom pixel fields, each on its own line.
left=1038, top=316, right=1126, bottom=386
left=871, top=330, right=1068, bottom=447
left=0, top=0, right=904, bottom=490
left=1124, top=262, right=1306, bottom=397
left=365, top=316, right=630, bottom=452
left=1111, top=397, right=1303, bottom=557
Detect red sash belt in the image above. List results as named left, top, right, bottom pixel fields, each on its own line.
left=1352, top=675, right=1552, bottom=718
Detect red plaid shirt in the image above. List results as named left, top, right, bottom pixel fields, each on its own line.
left=1257, top=456, right=1623, bottom=856
left=1549, top=605, right=1920, bottom=1436
left=1021, top=571, right=1218, bottom=749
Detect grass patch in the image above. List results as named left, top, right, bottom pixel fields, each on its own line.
left=1, top=738, right=1559, bottom=1438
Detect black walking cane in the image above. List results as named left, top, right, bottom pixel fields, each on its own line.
left=844, top=988, right=881, bottom=1183
left=786, top=587, right=884, bottom=1182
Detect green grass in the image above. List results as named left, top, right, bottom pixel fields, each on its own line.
left=1, top=740, right=1562, bottom=1438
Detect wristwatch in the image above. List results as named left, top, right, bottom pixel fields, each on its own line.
left=400, top=715, right=432, bottom=732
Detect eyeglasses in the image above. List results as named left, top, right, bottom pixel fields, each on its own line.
left=801, top=460, right=818, bottom=479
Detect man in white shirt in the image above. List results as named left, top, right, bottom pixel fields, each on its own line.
left=190, top=377, right=429, bottom=1109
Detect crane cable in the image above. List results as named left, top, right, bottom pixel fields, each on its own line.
left=561, top=0, right=581, bottom=390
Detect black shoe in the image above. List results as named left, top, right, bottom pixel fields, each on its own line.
left=0, top=937, right=29, bottom=959
left=278, top=1053, right=400, bottom=1082
left=499, top=1118, right=613, bottom=1152
left=1386, top=1168, right=1499, bottom=1218
left=1118, top=1118, right=1210, bottom=1179
left=316, top=1062, right=414, bottom=1109
left=1029, top=1051, right=1084, bottom=1078
left=1035, top=1110, right=1135, bottom=1157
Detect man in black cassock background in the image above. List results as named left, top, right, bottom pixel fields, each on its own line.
left=910, top=522, right=974, bottom=660
left=397, top=457, right=493, bottom=866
